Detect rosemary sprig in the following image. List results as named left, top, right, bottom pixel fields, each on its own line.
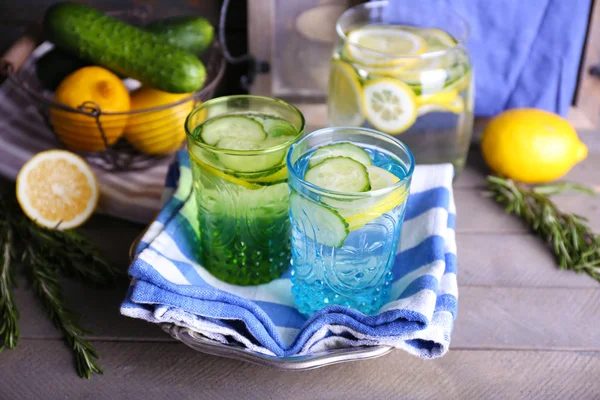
left=0, top=193, right=119, bottom=378
left=0, top=226, right=19, bottom=351
left=29, top=258, right=103, bottom=378
left=19, top=222, right=120, bottom=287
left=487, top=176, right=600, bottom=282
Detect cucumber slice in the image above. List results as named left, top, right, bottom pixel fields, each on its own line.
left=216, top=137, right=287, bottom=173
left=290, top=192, right=349, bottom=248
left=308, top=142, right=372, bottom=168
left=200, top=116, right=266, bottom=146
left=250, top=115, right=298, bottom=137
left=305, top=157, right=371, bottom=192
left=324, top=166, right=407, bottom=231
left=217, top=138, right=262, bottom=151
left=264, top=119, right=297, bottom=137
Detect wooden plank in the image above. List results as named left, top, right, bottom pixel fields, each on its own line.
left=454, top=189, right=600, bottom=233
left=452, top=286, right=600, bottom=350
left=0, top=341, right=598, bottom=399
left=13, top=275, right=600, bottom=351
left=11, top=277, right=171, bottom=342
left=456, top=130, right=600, bottom=189
left=457, top=233, right=600, bottom=288
left=567, top=106, right=595, bottom=131
left=574, top=0, right=600, bottom=129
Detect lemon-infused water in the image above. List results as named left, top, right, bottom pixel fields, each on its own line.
left=329, top=11, right=473, bottom=176
left=186, top=96, right=304, bottom=286
left=287, top=127, right=414, bottom=316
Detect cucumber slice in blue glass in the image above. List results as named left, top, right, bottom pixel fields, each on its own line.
left=308, top=142, right=372, bottom=168
left=304, top=156, right=371, bottom=192
left=290, top=192, right=349, bottom=248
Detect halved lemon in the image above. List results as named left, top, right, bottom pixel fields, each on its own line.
left=328, top=60, right=365, bottom=126
left=341, top=166, right=408, bottom=231
left=363, top=78, right=417, bottom=134
left=16, top=150, right=99, bottom=230
left=345, top=25, right=426, bottom=68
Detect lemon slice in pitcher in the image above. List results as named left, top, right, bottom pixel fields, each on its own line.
left=345, top=25, right=425, bottom=68
left=328, top=60, right=365, bottom=126
left=363, top=78, right=417, bottom=134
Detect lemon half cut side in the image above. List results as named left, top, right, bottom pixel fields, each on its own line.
left=16, top=150, right=99, bottom=230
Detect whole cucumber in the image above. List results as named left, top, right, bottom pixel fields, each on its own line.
left=44, top=2, right=206, bottom=93
left=146, top=16, right=214, bottom=56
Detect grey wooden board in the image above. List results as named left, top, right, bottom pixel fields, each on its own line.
left=0, top=341, right=599, bottom=400
left=454, top=188, right=600, bottom=233
left=13, top=279, right=600, bottom=350
left=456, top=233, right=600, bottom=288
left=1, top=129, right=599, bottom=397
left=455, top=138, right=600, bottom=190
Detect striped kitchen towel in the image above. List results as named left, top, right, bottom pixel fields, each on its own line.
left=120, top=151, right=458, bottom=358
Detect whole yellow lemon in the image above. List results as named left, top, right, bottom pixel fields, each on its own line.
left=481, top=108, right=588, bottom=184
left=124, top=88, right=194, bottom=155
left=51, top=66, right=130, bottom=152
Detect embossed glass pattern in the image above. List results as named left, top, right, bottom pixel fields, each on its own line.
left=185, top=96, right=305, bottom=285
left=287, top=127, right=414, bottom=316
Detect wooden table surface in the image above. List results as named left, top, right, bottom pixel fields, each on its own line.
left=0, top=129, right=599, bottom=400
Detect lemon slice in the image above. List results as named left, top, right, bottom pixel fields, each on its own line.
left=363, top=78, right=417, bottom=134
left=345, top=25, right=426, bottom=68
left=420, top=28, right=457, bottom=51
left=189, top=150, right=261, bottom=190
left=417, top=94, right=465, bottom=116
left=340, top=166, right=408, bottom=231
left=417, top=89, right=459, bottom=106
left=328, top=60, right=365, bottom=126
left=16, top=150, right=98, bottom=230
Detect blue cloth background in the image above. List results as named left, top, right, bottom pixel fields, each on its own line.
left=380, top=0, right=591, bottom=117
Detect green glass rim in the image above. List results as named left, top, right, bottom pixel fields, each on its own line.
left=184, top=95, right=306, bottom=156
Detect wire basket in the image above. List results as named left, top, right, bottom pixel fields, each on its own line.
left=2, top=7, right=226, bottom=171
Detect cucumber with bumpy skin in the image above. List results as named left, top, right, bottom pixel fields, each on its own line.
left=44, top=2, right=206, bottom=93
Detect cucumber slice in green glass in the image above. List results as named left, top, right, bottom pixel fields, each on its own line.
left=290, top=192, right=349, bottom=248
left=304, top=156, right=371, bottom=192
left=249, top=115, right=298, bottom=137
left=216, top=136, right=288, bottom=173
left=200, top=115, right=266, bottom=145
left=308, top=142, right=373, bottom=168
left=263, top=119, right=297, bottom=137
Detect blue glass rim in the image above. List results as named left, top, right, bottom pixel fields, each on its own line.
left=286, top=126, right=415, bottom=199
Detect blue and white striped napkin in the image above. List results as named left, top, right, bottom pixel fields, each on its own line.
left=120, top=151, right=458, bottom=358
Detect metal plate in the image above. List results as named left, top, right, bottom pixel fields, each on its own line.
left=130, top=230, right=395, bottom=370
